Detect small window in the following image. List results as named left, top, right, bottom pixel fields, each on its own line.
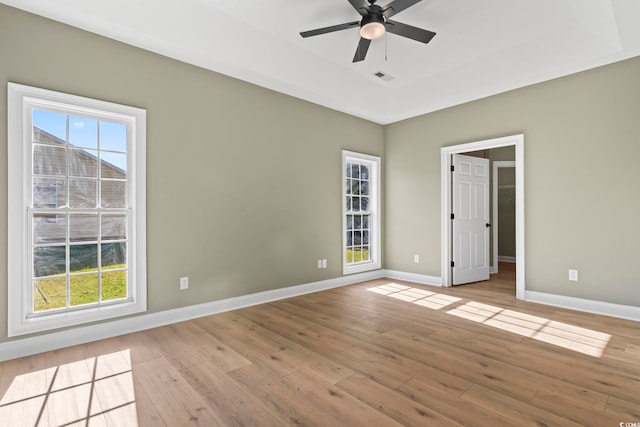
left=342, top=150, right=381, bottom=274
left=8, top=83, right=147, bottom=336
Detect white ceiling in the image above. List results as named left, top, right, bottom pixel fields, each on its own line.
left=4, top=0, right=640, bottom=124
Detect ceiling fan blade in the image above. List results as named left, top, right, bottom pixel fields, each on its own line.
left=382, top=0, right=422, bottom=18
left=300, top=21, right=360, bottom=38
left=347, top=0, right=371, bottom=15
left=352, top=37, right=372, bottom=62
left=385, top=20, right=436, bottom=43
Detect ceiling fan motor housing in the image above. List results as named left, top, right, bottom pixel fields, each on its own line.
left=360, top=5, right=385, bottom=40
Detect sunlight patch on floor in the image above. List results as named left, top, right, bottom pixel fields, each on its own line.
left=367, top=283, right=611, bottom=358
left=0, top=349, right=138, bottom=426
left=367, top=283, right=462, bottom=309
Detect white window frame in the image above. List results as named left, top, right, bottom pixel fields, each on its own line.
left=7, top=83, right=147, bottom=336
left=342, top=150, right=381, bottom=275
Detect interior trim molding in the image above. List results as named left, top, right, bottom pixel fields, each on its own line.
left=3, top=270, right=638, bottom=361
left=525, top=290, right=640, bottom=322
left=0, top=269, right=385, bottom=362
left=383, top=270, right=442, bottom=287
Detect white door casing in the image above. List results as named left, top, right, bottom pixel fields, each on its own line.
left=452, top=154, right=490, bottom=285
left=440, top=134, right=525, bottom=300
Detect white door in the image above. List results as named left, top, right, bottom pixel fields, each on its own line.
left=452, top=154, right=490, bottom=285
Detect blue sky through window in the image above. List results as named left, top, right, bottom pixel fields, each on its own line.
left=33, top=109, right=127, bottom=171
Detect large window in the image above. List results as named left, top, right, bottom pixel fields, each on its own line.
left=342, top=150, right=381, bottom=274
left=8, top=83, right=146, bottom=336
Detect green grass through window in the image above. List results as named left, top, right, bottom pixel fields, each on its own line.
left=346, top=248, right=370, bottom=264
left=33, top=265, right=127, bottom=312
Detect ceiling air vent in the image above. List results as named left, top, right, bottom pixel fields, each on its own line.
left=373, top=71, right=394, bottom=82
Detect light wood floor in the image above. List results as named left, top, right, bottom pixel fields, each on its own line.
left=1, top=264, right=639, bottom=426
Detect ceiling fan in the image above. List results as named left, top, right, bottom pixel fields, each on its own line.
left=300, top=0, right=436, bottom=62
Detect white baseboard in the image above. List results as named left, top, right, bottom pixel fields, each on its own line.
left=383, top=270, right=442, bottom=287
left=0, top=269, right=385, bottom=362
left=498, top=256, right=517, bottom=263
left=6, top=271, right=638, bottom=362
left=525, top=290, right=640, bottom=322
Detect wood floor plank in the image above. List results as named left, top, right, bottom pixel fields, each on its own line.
left=133, top=357, right=226, bottom=426
left=131, top=375, right=168, bottom=427
left=461, top=384, right=583, bottom=427
left=337, top=373, right=463, bottom=426
left=228, top=364, right=346, bottom=426
left=180, top=361, right=285, bottom=426
left=605, top=396, right=640, bottom=420
left=231, top=307, right=354, bottom=384
left=530, top=389, right=623, bottom=426
left=397, top=377, right=518, bottom=426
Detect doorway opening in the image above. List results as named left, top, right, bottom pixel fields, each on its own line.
left=440, top=134, right=525, bottom=299
left=493, top=161, right=516, bottom=274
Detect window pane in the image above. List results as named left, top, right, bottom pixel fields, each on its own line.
left=102, top=270, right=127, bottom=301
left=362, top=215, right=369, bottom=228
left=100, top=152, right=127, bottom=179
left=354, top=215, right=362, bottom=229
left=346, top=214, right=353, bottom=231
left=70, top=244, right=98, bottom=272
left=102, top=215, right=127, bottom=241
left=353, top=230, right=362, bottom=246
left=100, top=121, right=127, bottom=152
left=70, top=214, right=98, bottom=242
left=361, top=181, right=369, bottom=196
left=69, top=116, right=98, bottom=149
left=346, top=197, right=352, bottom=211
left=33, top=214, right=66, bottom=244
left=363, top=230, right=370, bottom=245
left=34, top=145, right=66, bottom=176
left=351, top=164, right=360, bottom=179
left=360, top=165, right=369, bottom=180
left=33, top=278, right=66, bottom=312
left=33, top=177, right=66, bottom=208
left=101, top=181, right=126, bottom=208
left=102, top=242, right=126, bottom=269
left=69, top=149, right=98, bottom=177
left=346, top=163, right=351, bottom=178
left=352, top=197, right=360, bottom=211
left=361, top=196, right=369, bottom=211
left=345, top=178, right=351, bottom=195
left=69, top=179, right=97, bottom=208
left=34, top=246, right=66, bottom=278
left=351, top=180, right=360, bottom=195
left=70, top=273, right=98, bottom=306
left=33, top=109, right=66, bottom=142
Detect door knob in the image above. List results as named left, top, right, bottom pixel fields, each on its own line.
left=486, top=223, right=491, bottom=227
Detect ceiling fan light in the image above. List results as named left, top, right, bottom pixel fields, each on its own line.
left=360, top=14, right=385, bottom=40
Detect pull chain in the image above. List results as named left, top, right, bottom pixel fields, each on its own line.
left=385, top=30, right=388, bottom=61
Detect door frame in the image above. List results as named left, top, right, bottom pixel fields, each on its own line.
left=492, top=161, right=516, bottom=274
left=440, top=134, right=525, bottom=299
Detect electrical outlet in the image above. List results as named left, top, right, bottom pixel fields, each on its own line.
left=317, top=259, right=323, bottom=269
left=568, top=269, right=578, bottom=282
left=414, top=254, right=420, bottom=263
left=180, top=276, right=189, bottom=290
left=322, top=259, right=327, bottom=268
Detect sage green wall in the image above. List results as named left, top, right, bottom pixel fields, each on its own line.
left=0, top=5, right=384, bottom=343
left=385, top=55, right=640, bottom=307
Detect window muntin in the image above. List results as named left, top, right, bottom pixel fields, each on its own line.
left=342, top=151, right=381, bottom=274
left=8, top=83, right=146, bottom=336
